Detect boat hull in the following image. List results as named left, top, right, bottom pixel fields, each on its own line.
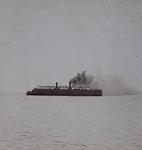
left=26, top=89, right=102, bottom=96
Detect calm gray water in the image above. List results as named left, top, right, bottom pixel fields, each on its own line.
left=0, top=95, right=142, bottom=150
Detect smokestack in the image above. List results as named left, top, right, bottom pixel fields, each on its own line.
left=56, top=82, right=58, bottom=88
left=69, top=81, right=72, bottom=90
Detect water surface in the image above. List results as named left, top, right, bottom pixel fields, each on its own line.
left=0, top=95, right=142, bottom=150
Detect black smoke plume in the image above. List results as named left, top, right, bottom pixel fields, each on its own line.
left=69, top=71, right=94, bottom=87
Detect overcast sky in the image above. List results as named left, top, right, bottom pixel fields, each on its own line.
left=0, top=0, right=142, bottom=95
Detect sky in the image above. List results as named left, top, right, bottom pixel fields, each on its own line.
left=0, top=0, right=142, bottom=95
